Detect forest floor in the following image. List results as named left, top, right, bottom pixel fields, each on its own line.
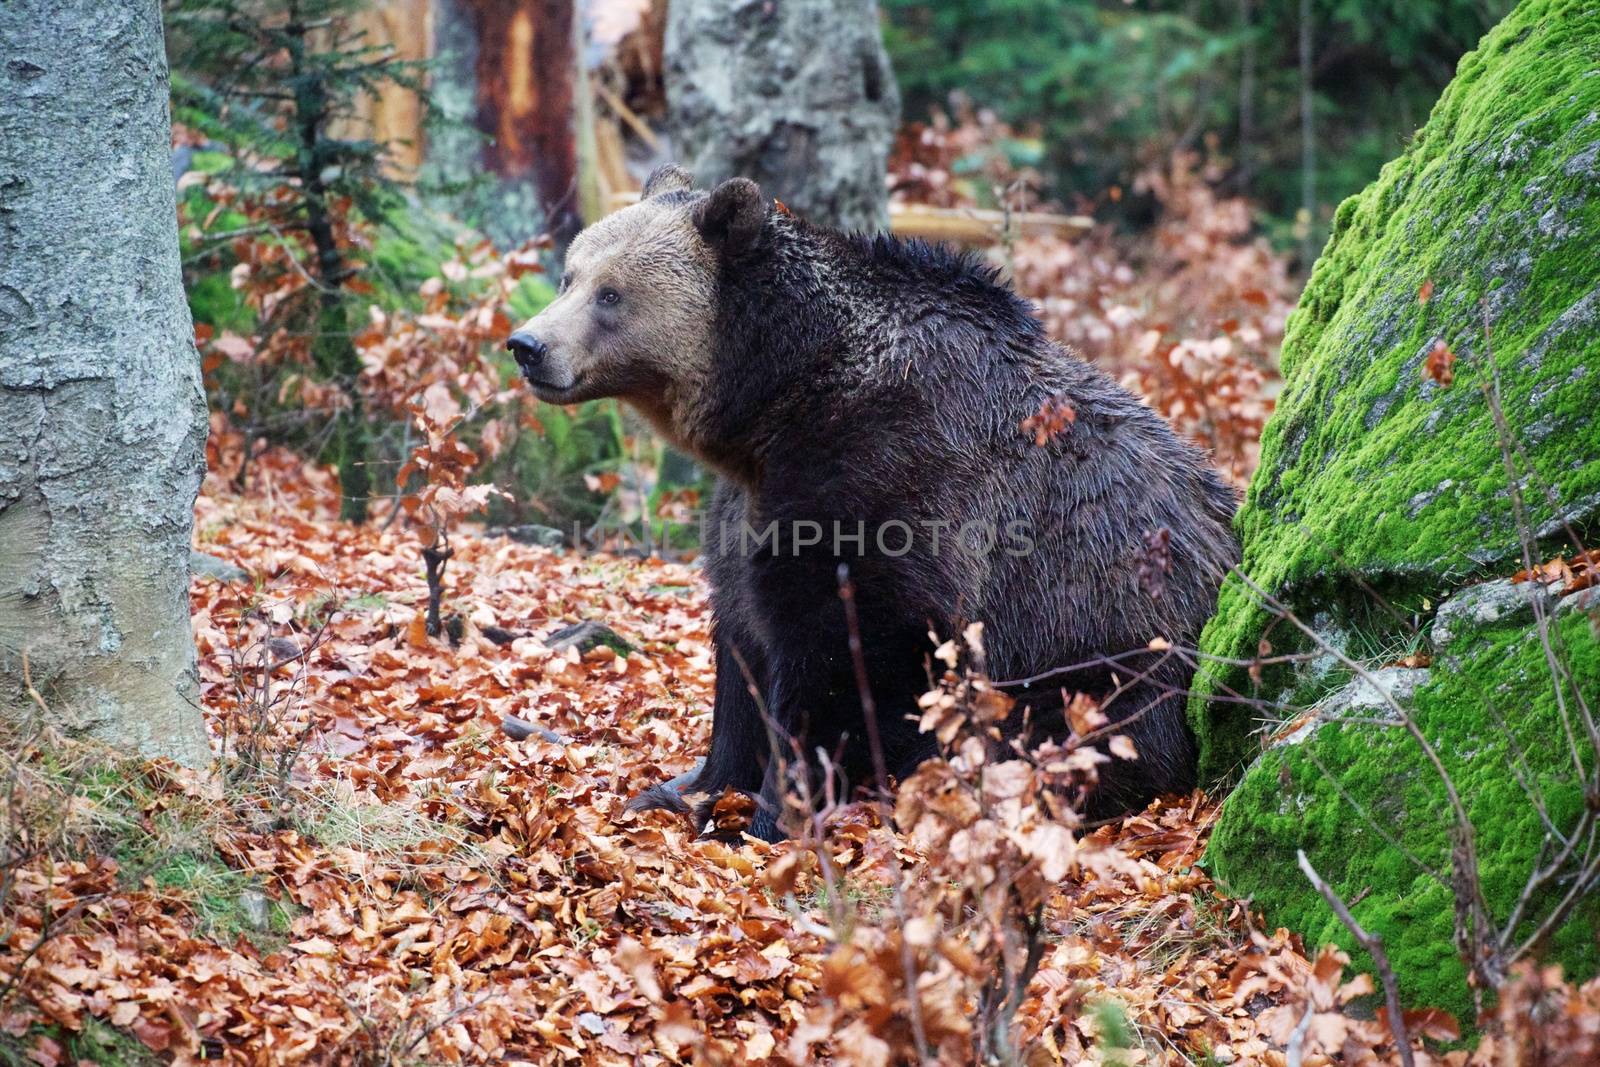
left=0, top=451, right=1585, bottom=1067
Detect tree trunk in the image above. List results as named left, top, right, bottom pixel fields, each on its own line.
left=1298, top=0, right=1317, bottom=265
left=423, top=0, right=581, bottom=248
left=664, top=0, right=900, bottom=233
left=0, top=0, right=211, bottom=765
left=468, top=0, right=583, bottom=245
left=1237, top=0, right=1256, bottom=178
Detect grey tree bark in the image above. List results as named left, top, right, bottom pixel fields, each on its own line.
left=665, top=0, right=900, bottom=233
left=0, top=0, right=211, bottom=765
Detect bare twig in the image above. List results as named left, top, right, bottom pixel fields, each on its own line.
left=837, top=563, right=932, bottom=1064
left=1284, top=1001, right=1315, bottom=1067
left=19, top=652, right=50, bottom=718
left=1297, top=850, right=1414, bottom=1067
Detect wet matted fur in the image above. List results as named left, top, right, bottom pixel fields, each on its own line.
left=511, top=167, right=1240, bottom=840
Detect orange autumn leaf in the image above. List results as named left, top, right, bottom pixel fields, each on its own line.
left=1424, top=338, right=1456, bottom=386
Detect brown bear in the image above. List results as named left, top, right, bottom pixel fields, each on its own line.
left=507, top=165, right=1239, bottom=841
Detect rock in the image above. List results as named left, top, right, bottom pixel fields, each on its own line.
left=238, top=889, right=272, bottom=932
left=1207, top=591, right=1600, bottom=1021
left=1429, top=577, right=1558, bottom=648
left=543, top=620, right=635, bottom=656
left=496, top=524, right=567, bottom=549
left=1559, top=586, right=1599, bottom=617
left=189, top=549, right=249, bottom=583
left=1191, top=0, right=1600, bottom=782
left=1273, top=666, right=1431, bottom=747
left=263, top=637, right=303, bottom=666
left=1195, top=0, right=1600, bottom=1021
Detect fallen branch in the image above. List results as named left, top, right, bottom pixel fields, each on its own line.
left=606, top=191, right=1094, bottom=244
left=500, top=714, right=567, bottom=745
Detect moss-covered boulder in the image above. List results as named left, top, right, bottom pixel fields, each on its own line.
left=1194, top=0, right=1600, bottom=1021
left=1192, top=0, right=1600, bottom=778
left=1208, top=583, right=1600, bottom=1020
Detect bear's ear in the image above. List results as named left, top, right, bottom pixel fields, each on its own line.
left=692, top=178, right=769, bottom=257
left=642, top=163, right=693, bottom=199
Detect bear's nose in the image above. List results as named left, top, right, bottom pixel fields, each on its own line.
left=505, top=331, right=547, bottom=374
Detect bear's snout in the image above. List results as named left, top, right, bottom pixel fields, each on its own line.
left=505, top=331, right=548, bottom=377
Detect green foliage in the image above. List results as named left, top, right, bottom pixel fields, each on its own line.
left=882, top=0, right=1512, bottom=238
left=1190, top=0, right=1600, bottom=781
left=482, top=394, right=628, bottom=528
left=1090, top=998, right=1135, bottom=1051
left=167, top=0, right=441, bottom=522
left=886, top=2, right=1235, bottom=188
left=165, top=0, right=427, bottom=224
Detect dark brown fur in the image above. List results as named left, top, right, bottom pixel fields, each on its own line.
left=511, top=169, right=1240, bottom=840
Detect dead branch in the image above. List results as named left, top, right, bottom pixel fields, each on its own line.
left=837, top=563, right=932, bottom=1063
left=1297, top=849, right=1414, bottom=1067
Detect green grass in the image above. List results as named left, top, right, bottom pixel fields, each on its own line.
left=0, top=1019, right=162, bottom=1067
left=788, top=872, right=897, bottom=939
left=2, top=728, right=495, bottom=1059
left=130, top=847, right=299, bottom=950
left=20, top=745, right=304, bottom=956
left=287, top=779, right=496, bottom=900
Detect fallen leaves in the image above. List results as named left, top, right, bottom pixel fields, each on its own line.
left=4, top=453, right=1596, bottom=1064
left=1511, top=548, right=1600, bottom=597
left=1424, top=339, right=1457, bottom=387
left=1021, top=394, right=1078, bottom=446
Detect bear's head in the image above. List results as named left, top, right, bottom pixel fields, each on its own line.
left=505, top=165, right=770, bottom=442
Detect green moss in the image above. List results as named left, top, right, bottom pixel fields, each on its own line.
left=0, top=1019, right=161, bottom=1067
left=1191, top=0, right=1600, bottom=781
left=128, top=846, right=298, bottom=950
left=1206, top=609, right=1600, bottom=1021
left=34, top=750, right=299, bottom=955
left=509, top=273, right=557, bottom=321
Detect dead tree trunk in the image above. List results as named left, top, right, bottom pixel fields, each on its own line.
left=470, top=0, right=583, bottom=244
left=664, top=0, right=900, bottom=233
left=0, top=0, right=211, bottom=765
left=422, top=0, right=583, bottom=247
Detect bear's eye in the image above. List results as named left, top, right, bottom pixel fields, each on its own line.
left=596, top=287, right=621, bottom=307
left=558, top=274, right=571, bottom=294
